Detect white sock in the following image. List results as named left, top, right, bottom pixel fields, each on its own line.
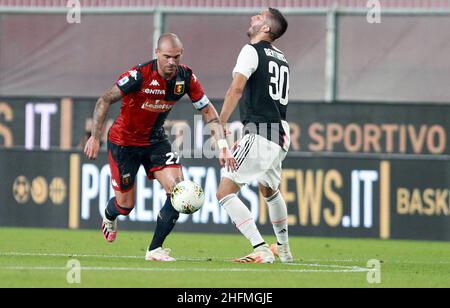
left=220, top=194, right=265, bottom=247
left=266, top=190, right=289, bottom=245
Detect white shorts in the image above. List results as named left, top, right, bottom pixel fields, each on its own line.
left=223, top=124, right=290, bottom=190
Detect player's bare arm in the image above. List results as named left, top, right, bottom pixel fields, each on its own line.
left=84, top=85, right=122, bottom=160
left=219, top=73, right=248, bottom=125
left=201, top=103, right=237, bottom=172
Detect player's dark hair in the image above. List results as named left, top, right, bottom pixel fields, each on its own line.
left=268, top=7, right=288, bottom=41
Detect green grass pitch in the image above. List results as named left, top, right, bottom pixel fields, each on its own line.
left=0, top=227, right=449, bottom=288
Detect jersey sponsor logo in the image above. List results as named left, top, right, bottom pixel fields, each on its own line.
left=142, top=88, right=165, bottom=95
left=174, top=81, right=185, bottom=95
left=141, top=99, right=175, bottom=112
left=150, top=79, right=160, bottom=86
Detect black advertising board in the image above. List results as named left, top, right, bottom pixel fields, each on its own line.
left=1, top=149, right=448, bottom=241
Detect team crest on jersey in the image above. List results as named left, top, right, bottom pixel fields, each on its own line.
left=122, top=173, right=131, bottom=186
left=174, top=81, right=185, bottom=95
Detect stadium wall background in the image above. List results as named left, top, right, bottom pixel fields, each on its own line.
left=0, top=98, right=449, bottom=241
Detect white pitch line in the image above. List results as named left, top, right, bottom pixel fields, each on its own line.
left=0, top=251, right=337, bottom=263
left=0, top=252, right=362, bottom=263
left=0, top=251, right=369, bottom=272
left=4, top=251, right=448, bottom=265
left=3, top=251, right=449, bottom=267
left=0, top=251, right=367, bottom=268
left=285, top=263, right=364, bottom=269
left=0, top=252, right=142, bottom=259
left=0, top=265, right=369, bottom=273
left=0, top=252, right=228, bottom=262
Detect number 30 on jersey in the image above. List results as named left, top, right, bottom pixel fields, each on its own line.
left=268, top=61, right=289, bottom=106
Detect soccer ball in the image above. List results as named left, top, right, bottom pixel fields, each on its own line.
left=171, top=180, right=205, bottom=214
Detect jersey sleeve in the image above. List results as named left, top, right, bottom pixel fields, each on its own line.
left=232, top=44, right=259, bottom=79
left=188, top=72, right=210, bottom=110
left=116, top=68, right=143, bottom=96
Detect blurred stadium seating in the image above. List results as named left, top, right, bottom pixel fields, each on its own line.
left=1, top=0, right=450, bottom=101
left=1, top=0, right=450, bottom=8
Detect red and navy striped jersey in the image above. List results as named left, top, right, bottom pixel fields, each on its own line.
left=108, top=60, right=209, bottom=146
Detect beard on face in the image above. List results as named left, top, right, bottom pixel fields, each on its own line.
left=247, top=26, right=256, bottom=38
left=247, top=23, right=264, bottom=38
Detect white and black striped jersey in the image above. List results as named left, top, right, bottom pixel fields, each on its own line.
left=233, top=40, right=290, bottom=149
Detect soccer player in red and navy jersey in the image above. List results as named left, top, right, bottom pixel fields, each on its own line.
left=84, top=33, right=236, bottom=261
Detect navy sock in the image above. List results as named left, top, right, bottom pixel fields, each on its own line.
left=149, top=194, right=180, bottom=251
left=104, top=197, right=132, bottom=221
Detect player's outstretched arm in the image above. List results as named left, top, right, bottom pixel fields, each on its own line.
left=200, top=103, right=237, bottom=172
left=84, top=85, right=122, bottom=160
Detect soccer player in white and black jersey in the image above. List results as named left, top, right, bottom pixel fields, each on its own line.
left=217, top=8, right=293, bottom=263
